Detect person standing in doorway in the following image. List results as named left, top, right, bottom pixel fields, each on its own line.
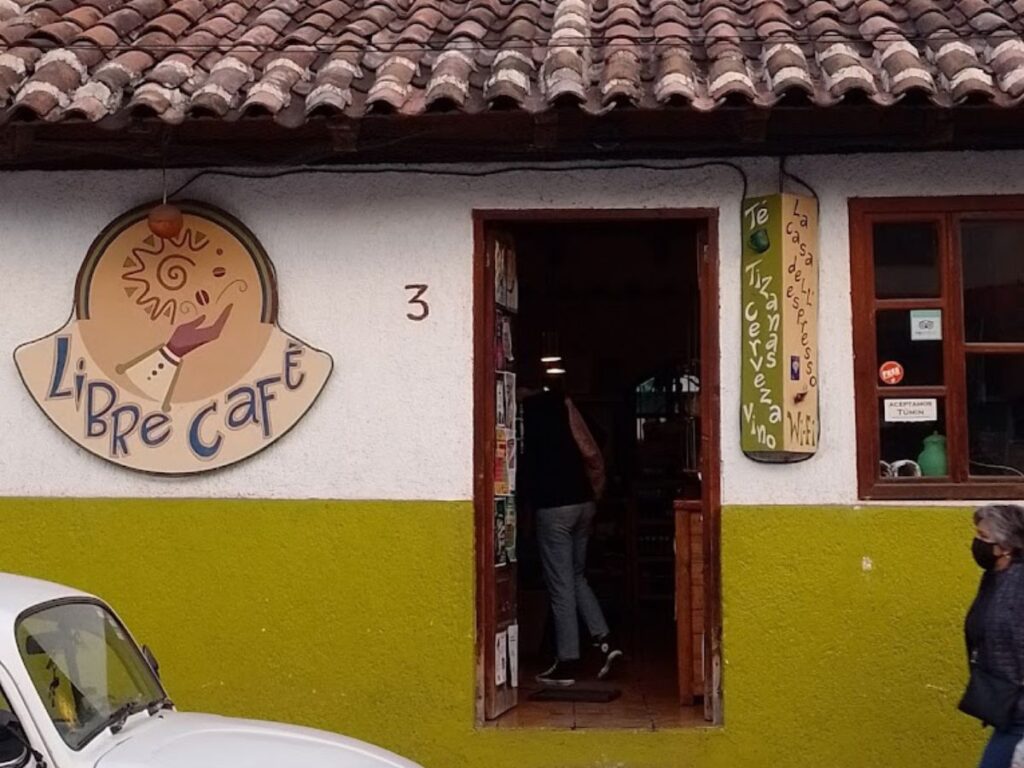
left=521, top=379, right=622, bottom=687
left=960, top=504, right=1024, bottom=768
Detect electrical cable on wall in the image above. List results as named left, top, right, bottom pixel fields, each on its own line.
left=780, top=156, right=818, bottom=201
left=166, top=161, right=750, bottom=202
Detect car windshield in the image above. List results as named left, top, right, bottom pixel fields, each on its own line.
left=16, top=600, right=164, bottom=750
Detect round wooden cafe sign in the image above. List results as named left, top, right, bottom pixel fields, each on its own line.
left=14, top=202, right=333, bottom=474
left=879, top=360, right=904, bottom=386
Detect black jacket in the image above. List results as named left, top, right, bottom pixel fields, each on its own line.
left=519, top=391, right=593, bottom=510
left=965, top=560, right=1024, bottom=723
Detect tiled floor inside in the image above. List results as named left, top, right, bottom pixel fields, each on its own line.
left=492, top=677, right=706, bottom=730
left=492, top=622, right=708, bottom=730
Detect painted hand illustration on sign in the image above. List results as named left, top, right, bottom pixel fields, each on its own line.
left=14, top=202, right=333, bottom=475
left=116, top=305, right=234, bottom=412
left=167, top=306, right=233, bottom=356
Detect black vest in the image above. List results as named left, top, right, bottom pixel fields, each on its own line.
left=521, top=391, right=593, bottom=509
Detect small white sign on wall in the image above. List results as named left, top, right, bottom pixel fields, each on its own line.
left=910, top=309, right=942, bottom=341
left=884, top=398, right=938, bottom=423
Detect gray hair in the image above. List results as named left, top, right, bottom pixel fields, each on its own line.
left=974, top=504, right=1024, bottom=551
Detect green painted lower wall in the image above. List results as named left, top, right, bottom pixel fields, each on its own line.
left=0, top=499, right=987, bottom=767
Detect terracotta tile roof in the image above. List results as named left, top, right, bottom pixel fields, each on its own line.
left=1, top=0, right=1024, bottom=125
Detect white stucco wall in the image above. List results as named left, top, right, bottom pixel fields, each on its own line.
left=0, top=151, right=1021, bottom=502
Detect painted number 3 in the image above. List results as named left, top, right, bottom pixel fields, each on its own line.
left=405, top=284, right=429, bottom=321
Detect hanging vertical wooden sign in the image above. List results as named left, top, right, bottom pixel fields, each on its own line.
left=740, top=194, right=819, bottom=461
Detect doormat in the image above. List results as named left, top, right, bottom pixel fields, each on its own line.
left=529, top=687, right=622, bottom=703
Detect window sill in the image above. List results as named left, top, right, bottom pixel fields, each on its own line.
left=861, top=480, right=1024, bottom=501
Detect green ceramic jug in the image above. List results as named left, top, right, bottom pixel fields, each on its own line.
left=918, top=432, right=947, bottom=477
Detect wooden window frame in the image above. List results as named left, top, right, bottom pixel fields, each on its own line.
left=850, top=196, right=1024, bottom=501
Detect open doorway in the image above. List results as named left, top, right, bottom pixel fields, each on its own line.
left=475, top=211, right=721, bottom=730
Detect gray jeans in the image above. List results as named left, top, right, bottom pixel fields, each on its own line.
left=536, top=501, right=610, bottom=661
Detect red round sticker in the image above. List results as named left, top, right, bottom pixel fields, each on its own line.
left=879, top=361, right=904, bottom=385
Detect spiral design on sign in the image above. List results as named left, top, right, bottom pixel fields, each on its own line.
left=157, top=255, right=196, bottom=291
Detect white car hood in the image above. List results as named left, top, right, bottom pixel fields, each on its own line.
left=94, top=711, right=422, bottom=768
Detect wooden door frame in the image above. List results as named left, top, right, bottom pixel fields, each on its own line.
left=472, top=208, right=723, bottom=725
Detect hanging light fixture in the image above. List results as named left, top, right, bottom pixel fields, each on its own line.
left=540, top=330, right=562, bottom=364
left=148, top=141, right=183, bottom=239
left=148, top=202, right=183, bottom=239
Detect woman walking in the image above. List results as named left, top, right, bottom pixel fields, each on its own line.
left=520, top=383, right=622, bottom=687
left=960, top=504, right=1024, bottom=768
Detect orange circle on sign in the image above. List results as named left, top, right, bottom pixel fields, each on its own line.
left=879, top=361, right=904, bottom=385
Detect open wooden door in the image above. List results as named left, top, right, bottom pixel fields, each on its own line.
left=673, top=224, right=707, bottom=710
left=673, top=223, right=721, bottom=719
left=476, top=227, right=519, bottom=720
left=697, top=224, right=723, bottom=724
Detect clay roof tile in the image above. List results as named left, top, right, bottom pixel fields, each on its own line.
left=143, top=11, right=193, bottom=38
left=0, top=0, right=1017, bottom=123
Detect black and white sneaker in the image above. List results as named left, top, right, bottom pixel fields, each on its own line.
left=594, top=634, right=624, bottom=680
left=536, top=660, right=578, bottom=687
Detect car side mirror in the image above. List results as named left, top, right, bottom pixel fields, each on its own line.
left=142, top=645, right=160, bottom=679
left=0, top=724, right=29, bottom=768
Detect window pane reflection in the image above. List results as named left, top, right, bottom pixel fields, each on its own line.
left=874, top=222, right=940, bottom=299
left=876, top=309, right=944, bottom=386
left=961, top=221, right=1024, bottom=343
left=967, top=355, right=1024, bottom=478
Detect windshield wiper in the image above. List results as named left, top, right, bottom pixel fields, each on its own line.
left=146, top=696, right=174, bottom=716
left=108, top=700, right=147, bottom=735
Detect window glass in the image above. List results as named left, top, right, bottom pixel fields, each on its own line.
left=878, top=397, right=947, bottom=479
left=0, top=684, right=25, bottom=765
left=874, top=222, right=940, bottom=298
left=17, top=601, right=164, bottom=750
left=961, top=221, right=1024, bottom=342
left=875, top=309, right=944, bottom=385
left=856, top=205, right=1024, bottom=498
left=967, top=355, right=1024, bottom=478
